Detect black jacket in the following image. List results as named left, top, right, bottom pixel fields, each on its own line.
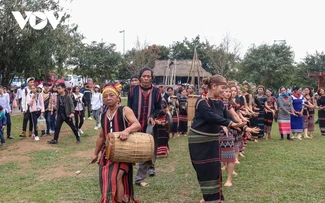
left=56, top=93, right=75, bottom=117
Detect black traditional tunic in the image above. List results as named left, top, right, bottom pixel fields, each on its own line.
left=127, top=85, right=161, bottom=132
left=317, top=96, right=325, bottom=134
left=178, top=96, right=188, bottom=133
left=189, top=98, right=232, bottom=202
left=254, top=95, right=266, bottom=137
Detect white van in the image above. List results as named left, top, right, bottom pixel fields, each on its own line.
left=64, top=74, right=79, bottom=88
left=11, top=76, right=25, bottom=87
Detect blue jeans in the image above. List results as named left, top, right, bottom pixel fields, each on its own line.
left=5, top=112, right=11, bottom=138
left=41, top=111, right=51, bottom=135
left=50, top=110, right=56, bottom=131
left=31, top=111, right=41, bottom=136
left=92, top=109, right=101, bottom=127
left=0, top=129, right=5, bottom=143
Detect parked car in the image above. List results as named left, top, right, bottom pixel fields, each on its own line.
left=64, top=74, right=79, bottom=88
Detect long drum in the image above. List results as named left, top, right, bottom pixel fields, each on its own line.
left=105, top=132, right=154, bottom=163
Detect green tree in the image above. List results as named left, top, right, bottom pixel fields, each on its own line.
left=124, top=38, right=163, bottom=75
left=0, top=0, right=82, bottom=86
left=70, top=41, right=122, bottom=85
left=239, top=43, right=295, bottom=89
left=292, top=51, right=325, bottom=89
left=205, top=34, right=241, bottom=78
left=169, top=35, right=211, bottom=73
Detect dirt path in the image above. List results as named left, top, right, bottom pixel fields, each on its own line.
left=0, top=119, right=99, bottom=179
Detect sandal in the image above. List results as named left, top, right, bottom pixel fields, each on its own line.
left=136, top=182, right=149, bottom=187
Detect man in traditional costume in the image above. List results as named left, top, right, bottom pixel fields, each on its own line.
left=128, top=67, right=162, bottom=187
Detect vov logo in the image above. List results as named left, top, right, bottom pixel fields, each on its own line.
left=12, top=11, right=65, bottom=30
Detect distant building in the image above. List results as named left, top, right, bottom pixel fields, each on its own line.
left=152, top=60, right=212, bottom=85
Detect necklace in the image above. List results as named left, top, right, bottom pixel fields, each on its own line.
left=106, top=107, right=118, bottom=121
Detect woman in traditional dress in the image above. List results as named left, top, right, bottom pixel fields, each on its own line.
left=277, top=86, right=295, bottom=140
left=264, top=88, right=277, bottom=140
left=219, top=86, right=237, bottom=187
left=254, top=86, right=266, bottom=138
left=166, top=87, right=179, bottom=138
left=290, top=87, right=304, bottom=140
left=316, top=87, right=325, bottom=135
left=178, top=89, right=188, bottom=136
left=90, top=85, right=141, bottom=203
left=241, top=84, right=258, bottom=142
left=156, top=102, right=170, bottom=157
left=188, top=74, right=243, bottom=203
left=303, top=87, right=315, bottom=138
left=230, top=85, right=247, bottom=162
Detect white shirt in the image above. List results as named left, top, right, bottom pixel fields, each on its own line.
left=91, top=92, right=102, bottom=110
left=17, top=88, right=24, bottom=99
left=73, top=93, right=84, bottom=111
left=21, top=87, right=32, bottom=112
left=0, top=93, right=11, bottom=113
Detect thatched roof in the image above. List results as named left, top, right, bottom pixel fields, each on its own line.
left=153, top=60, right=212, bottom=77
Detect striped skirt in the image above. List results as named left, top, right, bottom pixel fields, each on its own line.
left=318, top=110, right=325, bottom=134
left=219, top=130, right=235, bottom=163
left=264, top=112, right=274, bottom=133
left=233, top=130, right=239, bottom=153
left=303, top=114, right=314, bottom=132
left=237, top=132, right=244, bottom=151
left=257, top=110, right=265, bottom=137
left=99, top=150, right=139, bottom=203
left=157, top=127, right=169, bottom=156
left=172, top=114, right=178, bottom=133
left=179, top=114, right=188, bottom=133
left=278, top=119, right=291, bottom=134
left=188, top=130, right=224, bottom=202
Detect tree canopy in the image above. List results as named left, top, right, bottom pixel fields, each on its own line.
left=0, top=0, right=82, bottom=86
left=239, top=43, right=295, bottom=90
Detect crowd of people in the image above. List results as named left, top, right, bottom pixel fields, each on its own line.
left=1, top=69, right=325, bottom=202
left=0, top=77, right=123, bottom=145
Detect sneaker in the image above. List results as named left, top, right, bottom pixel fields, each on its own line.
left=94, top=126, right=99, bottom=130
left=88, top=117, right=93, bottom=120
left=47, top=139, right=58, bottom=144
left=49, top=130, right=55, bottom=134
left=78, top=129, right=84, bottom=134
left=2, top=143, right=6, bottom=147
left=34, top=136, right=40, bottom=141
left=7, top=136, right=14, bottom=139
left=76, top=139, right=81, bottom=144
left=31, top=134, right=35, bottom=138
left=148, top=169, right=156, bottom=176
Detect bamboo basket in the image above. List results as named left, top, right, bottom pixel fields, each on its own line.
left=187, top=95, right=200, bottom=128
left=105, top=132, right=154, bottom=163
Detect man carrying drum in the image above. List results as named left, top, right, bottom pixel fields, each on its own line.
left=90, top=85, right=141, bottom=203
left=128, top=67, right=162, bottom=187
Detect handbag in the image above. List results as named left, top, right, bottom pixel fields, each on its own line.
left=37, top=116, right=46, bottom=131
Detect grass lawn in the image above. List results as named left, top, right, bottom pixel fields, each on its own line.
left=1, top=104, right=325, bottom=202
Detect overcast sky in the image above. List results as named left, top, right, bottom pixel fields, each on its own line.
left=61, top=0, right=325, bottom=62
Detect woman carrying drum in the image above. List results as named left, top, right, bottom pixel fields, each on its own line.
left=90, top=85, right=141, bottom=203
